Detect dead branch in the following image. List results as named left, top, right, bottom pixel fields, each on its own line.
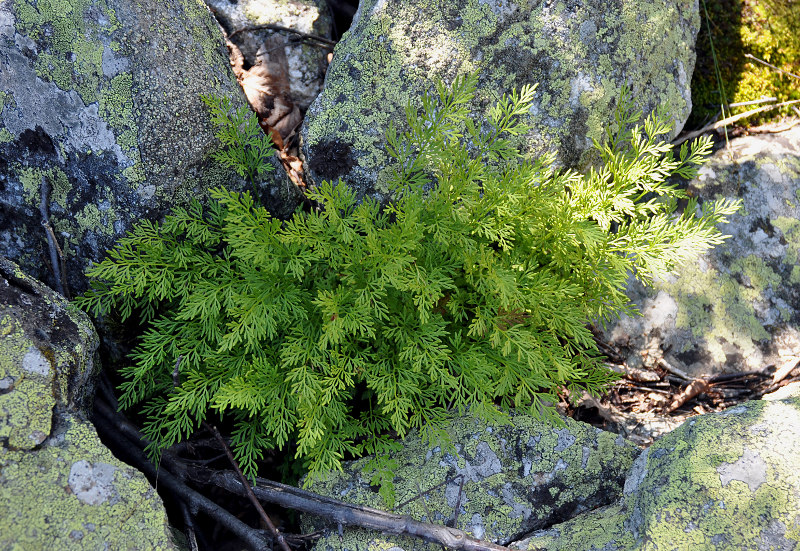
left=206, top=423, right=292, bottom=551
left=606, top=362, right=661, bottom=383
left=39, top=175, right=68, bottom=298
left=744, top=53, right=800, bottom=82
left=772, top=357, right=800, bottom=385
left=229, top=23, right=337, bottom=49
left=657, top=358, right=691, bottom=381
left=672, top=99, right=800, bottom=146
left=91, top=407, right=272, bottom=551
left=201, top=469, right=543, bottom=551
left=706, top=370, right=769, bottom=385
left=94, top=395, right=541, bottom=551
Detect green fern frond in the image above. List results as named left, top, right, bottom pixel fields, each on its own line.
left=75, top=73, right=740, bottom=504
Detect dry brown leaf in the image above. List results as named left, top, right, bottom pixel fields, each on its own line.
left=278, top=150, right=306, bottom=189
left=239, top=36, right=302, bottom=142
left=226, top=35, right=302, bottom=144
left=666, top=379, right=709, bottom=413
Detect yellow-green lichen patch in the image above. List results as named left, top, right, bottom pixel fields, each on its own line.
left=74, top=203, right=115, bottom=236
left=0, top=415, right=175, bottom=550
left=313, top=527, right=423, bottom=551
left=774, top=216, right=800, bottom=266
left=0, top=91, right=11, bottom=114
left=14, top=165, right=76, bottom=214
left=176, top=0, right=229, bottom=72
left=624, top=399, right=800, bottom=549
left=49, top=167, right=72, bottom=209
left=0, top=319, right=56, bottom=450
left=98, top=72, right=137, bottom=156
left=729, top=254, right=781, bottom=297
left=16, top=165, right=46, bottom=203
left=514, top=503, right=635, bottom=551
left=659, top=260, right=770, bottom=364
left=0, top=92, right=12, bottom=145
left=0, top=256, right=98, bottom=415
left=13, top=0, right=118, bottom=105
left=122, top=162, right=146, bottom=185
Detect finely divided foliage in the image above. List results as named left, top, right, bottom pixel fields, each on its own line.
left=76, top=73, right=740, bottom=503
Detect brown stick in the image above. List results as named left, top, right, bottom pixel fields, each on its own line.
left=95, top=393, right=543, bottom=551
left=672, top=99, right=800, bottom=145
left=744, top=53, right=800, bottom=82
left=39, top=175, right=69, bottom=298
left=206, top=423, right=292, bottom=551
left=772, top=357, right=800, bottom=385
left=657, top=358, right=691, bottom=382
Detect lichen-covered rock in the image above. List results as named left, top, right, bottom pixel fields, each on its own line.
left=0, top=256, right=176, bottom=549
left=0, top=256, right=98, bottom=449
left=605, top=126, right=800, bottom=378
left=0, top=413, right=177, bottom=550
left=0, top=0, right=300, bottom=296
left=301, top=0, right=699, bottom=203
left=302, top=410, right=639, bottom=550
left=515, top=393, right=800, bottom=550
left=204, top=0, right=332, bottom=110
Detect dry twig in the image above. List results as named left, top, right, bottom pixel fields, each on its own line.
left=91, top=405, right=272, bottom=551
left=206, top=423, right=292, bottom=551
left=672, top=99, right=800, bottom=146
left=39, top=176, right=68, bottom=298
left=229, top=23, right=336, bottom=49
left=657, top=358, right=691, bottom=381
left=204, top=470, right=540, bottom=551
left=744, top=53, right=800, bottom=82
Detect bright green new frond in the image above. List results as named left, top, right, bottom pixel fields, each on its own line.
left=201, top=94, right=274, bottom=184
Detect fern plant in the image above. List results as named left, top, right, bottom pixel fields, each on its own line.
left=76, top=73, right=740, bottom=504
left=200, top=94, right=274, bottom=183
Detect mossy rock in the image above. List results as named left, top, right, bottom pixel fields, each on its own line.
left=302, top=0, right=700, bottom=204
left=605, top=125, right=800, bottom=378
left=0, top=257, right=175, bottom=549
left=516, top=392, right=800, bottom=550
left=0, top=256, right=98, bottom=449
left=303, top=409, right=639, bottom=550
left=0, top=0, right=301, bottom=296
left=690, top=0, right=800, bottom=127
left=0, top=413, right=177, bottom=550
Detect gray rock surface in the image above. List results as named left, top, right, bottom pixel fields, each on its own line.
left=301, top=392, right=800, bottom=551
left=302, top=0, right=700, bottom=203
left=605, top=126, right=800, bottom=378
left=302, top=409, right=639, bottom=549
left=0, top=0, right=300, bottom=296
left=515, top=389, right=800, bottom=550
left=0, top=256, right=176, bottom=549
